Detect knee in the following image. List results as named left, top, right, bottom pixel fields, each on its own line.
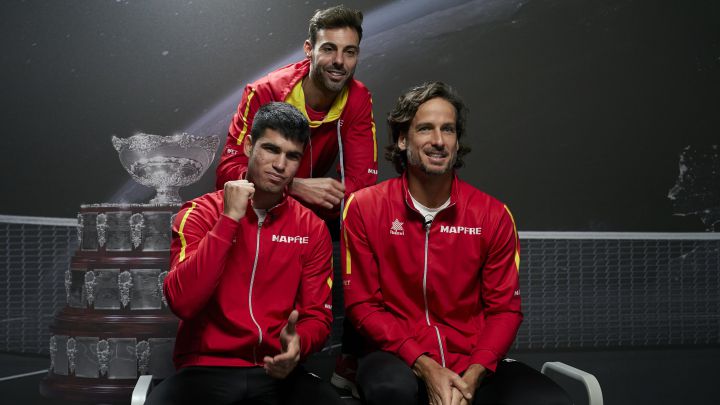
left=360, top=375, right=418, bottom=405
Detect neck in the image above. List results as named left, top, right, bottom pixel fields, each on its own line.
left=302, top=76, right=338, bottom=112
left=406, top=169, right=453, bottom=208
left=251, top=190, right=283, bottom=210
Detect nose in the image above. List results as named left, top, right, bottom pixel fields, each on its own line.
left=429, top=129, right=445, bottom=147
left=332, top=51, right=344, bottom=67
left=272, top=155, right=287, bottom=173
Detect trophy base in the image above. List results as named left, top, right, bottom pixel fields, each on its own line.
left=149, top=187, right=182, bottom=205
left=39, top=374, right=140, bottom=405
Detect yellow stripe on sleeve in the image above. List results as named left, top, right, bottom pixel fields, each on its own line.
left=370, top=97, right=377, bottom=162
left=342, top=194, right=356, bottom=275
left=236, top=89, right=256, bottom=145
left=178, top=202, right=197, bottom=263
left=327, top=277, right=333, bottom=289
left=504, top=205, right=520, bottom=272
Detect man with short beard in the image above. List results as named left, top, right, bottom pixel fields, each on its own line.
left=216, top=6, right=377, bottom=395
left=342, top=82, right=573, bottom=405
left=216, top=5, right=377, bottom=220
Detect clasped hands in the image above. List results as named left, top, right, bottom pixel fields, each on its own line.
left=413, top=355, right=487, bottom=405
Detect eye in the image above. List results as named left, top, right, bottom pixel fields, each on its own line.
left=286, top=152, right=302, bottom=161
left=442, top=125, right=456, bottom=134
left=417, top=126, right=432, bottom=133
left=344, top=49, right=357, bottom=57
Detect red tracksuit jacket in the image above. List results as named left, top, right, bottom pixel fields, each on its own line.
left=216, top=59, right=378, bottom=208
left=342, top=174, right=523, bottom=373
left=165, top=190, right=333, bottom=369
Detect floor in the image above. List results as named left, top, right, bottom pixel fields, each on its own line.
left=1, top=347, right=718, bottom=404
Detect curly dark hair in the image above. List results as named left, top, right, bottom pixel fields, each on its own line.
left=385, top=81, right=471, bottom=174
left=308, top=5, right=363, bottom=46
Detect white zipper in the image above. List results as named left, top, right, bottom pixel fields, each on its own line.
left=248, top=218, right=264, bottom=363
left=422, top=222, right=446, bottom=367
left=308, top=137, right=313, bottom=177
left=336, top=120, right=346, bottom=218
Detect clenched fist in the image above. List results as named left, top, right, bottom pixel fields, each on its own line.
left=223, top=180, right=255, bottom=221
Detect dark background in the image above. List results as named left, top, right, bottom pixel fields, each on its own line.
left=1, top=0, right=718, bottom=231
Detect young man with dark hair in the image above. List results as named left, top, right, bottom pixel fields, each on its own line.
left=216, top=6, right=378, bottom=393
left=342, top=82, right=573, bottom=405
left=216, top=5, right=377, bottom=218
left=147, top=102, right=342, bottom=405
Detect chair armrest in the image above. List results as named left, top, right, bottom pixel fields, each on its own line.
left=541, top=362, right=603, bottom=405
left=131, top=375, right=154, bottom=405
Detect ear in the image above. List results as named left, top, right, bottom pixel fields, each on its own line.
left=243, top=135, right=253, bottom=158
left=303, top=40, right=312, bottom=59
left=398, top=133, right=407, bottom=151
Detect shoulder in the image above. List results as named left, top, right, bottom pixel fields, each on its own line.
left=285, top=197, right=329, bottom=234
left=252, top=60, right=308, bottom=97
left=175, top=190, right=224, bottom=227
left=346, top=78, right=372, bottom=105
left=455, top=178, right=507, bottom=215
left=347, top=178, right=399, bottom=213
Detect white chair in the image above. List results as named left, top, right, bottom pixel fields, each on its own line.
left=131, top=375, right=154, bottom=405
left=541, top=361, right=604, bottom=405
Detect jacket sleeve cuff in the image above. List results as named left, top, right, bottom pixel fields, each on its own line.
left=210, top=214, right=240, bottom=244
left=397, top=339, right=427, bottom=368
left=470, top=349, right=499, bottom=373
left=295, top=328, right=313, bottom=359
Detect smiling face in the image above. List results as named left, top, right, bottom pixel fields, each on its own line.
left=304, top=26, right=360, bottom=94
left=399, top=97, right=459, bottom=177
left=244, top=129, right=304, bottom=195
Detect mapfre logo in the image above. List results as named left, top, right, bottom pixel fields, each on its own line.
left=390, top=219, right=404, bottom=236
left=440, top=225, right=482, bottom=235
left=272, top=234, right=309, bottom=244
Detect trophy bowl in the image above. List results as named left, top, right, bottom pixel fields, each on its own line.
left=112, top=133, right=220, bottom=204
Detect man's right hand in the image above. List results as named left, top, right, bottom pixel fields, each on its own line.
left=223, top=180, right=255, bottom=221
left=412, top=355, right=473, bottom=405
left=289, top=177, right=345, bottom=210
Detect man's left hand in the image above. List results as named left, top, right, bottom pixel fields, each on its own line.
left=448, top=364, right=487, bottom=405
left=263, top=310, right=301, bottom=379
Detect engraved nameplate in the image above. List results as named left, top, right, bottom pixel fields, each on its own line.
left=106, top=211, right=132, bottom=251
left=130, top=269, right=163, bottom=310
left=81, top=213, right=98, bottom=251
left=94, top=269, right=120, bottom=310
left=108, top=338, right=138, bottom=379
left=142, top=212, right=172, bottom=251
left=75, top=337, right=99, bottom=378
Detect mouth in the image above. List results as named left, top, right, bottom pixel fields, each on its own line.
left=265, top=172, right=286, bottom=184
left=325, top=68, right=347, bottom=81
left=424, top=150, right=449, bottom=164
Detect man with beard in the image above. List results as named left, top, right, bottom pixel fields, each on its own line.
left=146, top=103, right=341, bottom=405
left=216, top=5, right=377, bottom=219
left=342, top=82, right=572, bottom=405
left=216, top=6, right=377, bottom=394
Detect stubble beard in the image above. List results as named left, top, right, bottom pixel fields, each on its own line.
left=310, top=61, right=353, bottom=94
left=406, top=147, right=456, bottom=176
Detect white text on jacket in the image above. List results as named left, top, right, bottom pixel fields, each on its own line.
left=440, top=226, right=482, bottom=235
left=272, top=235, right=309, bottom=244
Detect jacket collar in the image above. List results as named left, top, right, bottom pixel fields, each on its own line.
left=401, top=171, right=459, bottom=214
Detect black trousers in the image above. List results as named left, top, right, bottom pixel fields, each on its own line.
left=356, top=351, right=573, bottom=405
left=145, top=365, right=343, bottom=405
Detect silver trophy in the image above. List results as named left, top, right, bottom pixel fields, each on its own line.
left=112, top=133, right=220, bottom=204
